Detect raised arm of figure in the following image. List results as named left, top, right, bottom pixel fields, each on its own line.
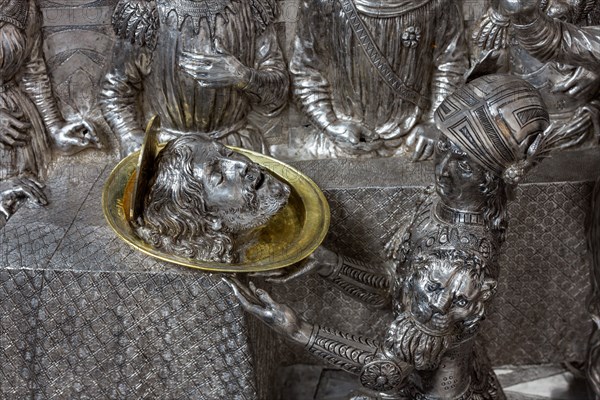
left=499, top=0, right=600, bottom=73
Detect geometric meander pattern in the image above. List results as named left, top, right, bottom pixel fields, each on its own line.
left=0, top=269, right=257, bottom=400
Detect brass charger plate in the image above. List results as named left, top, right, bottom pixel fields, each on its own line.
left=102, top=146, right=330, bottom=273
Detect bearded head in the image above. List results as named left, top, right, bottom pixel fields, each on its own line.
left=387, top=249, right=497, bottom=371
left=135, top=134, right=290, bottom=263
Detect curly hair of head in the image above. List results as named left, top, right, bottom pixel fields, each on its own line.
left=135, top=136, right=235, bottom=263
left=480, top=171, right=509, bottom=243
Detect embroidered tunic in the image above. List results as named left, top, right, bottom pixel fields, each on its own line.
left=290, top=0, right=468, bottom=158
left=102, top=0, right=289, bottom=153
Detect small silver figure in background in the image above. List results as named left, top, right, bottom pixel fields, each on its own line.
left=472, top=0, right=600, bottom=151
left=227, top=75, right=553, bottom=399
left=0, top=0, right=100, bottom=224
left=101, top=0, right=289, bottom=157
left=135, top=134, right=290, bottom=263
left=289, top=0, right=468, bottom=160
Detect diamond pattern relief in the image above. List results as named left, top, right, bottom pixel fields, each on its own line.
left=44, top=165, right=168, bottom=274
left=482, top=182, right=593, bottom=365
left=323, top=187, right=426, bottom=265
left=0, top=269, right=44, bottom=399
left=1, top=164, right=595, bottom=396
left=264, top=183, right=594, bottom=369
left=1, top=270, right=257, bottom=399
left=0, top=162, right=107, bottom=271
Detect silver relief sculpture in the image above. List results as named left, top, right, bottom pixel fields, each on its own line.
left=226, top=75, right=552, bottom=399
left=591, top=179, right=600, bottom=400
left=134, top=134, right=290, bottom=263
left=472, top=0, right=600, bottom=151
left=483, top=0, right=600, bottom=396
left=0, top=0, right=100, bottom=224
left=288, top=0, right=469, bottom=160
left=100, top=0, right=289, bottom=157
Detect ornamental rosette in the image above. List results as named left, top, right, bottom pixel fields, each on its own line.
left=402, top=26, right=421, bottom=48
left=359, top=360, right=406, bottom=392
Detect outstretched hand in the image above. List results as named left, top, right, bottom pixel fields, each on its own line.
left=223, top=277, right=312, bottom=345
left=553, top=67, right=600, bottom=98
left=325, top=120, right=383, bottom=155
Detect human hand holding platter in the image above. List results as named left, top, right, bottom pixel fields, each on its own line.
left=223, top=277, right=312, bottom=345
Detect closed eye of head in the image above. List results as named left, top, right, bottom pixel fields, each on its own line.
left=207, top=161, right=224, bottom=185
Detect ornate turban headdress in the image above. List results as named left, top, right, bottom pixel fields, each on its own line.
left=434, top=75, right=551, bottom=185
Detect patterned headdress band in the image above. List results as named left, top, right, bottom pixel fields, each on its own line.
left=435, top=75, right=550, bottom=185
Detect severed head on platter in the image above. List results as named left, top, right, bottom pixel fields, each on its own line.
left=102, top=117, right=330, bottom=273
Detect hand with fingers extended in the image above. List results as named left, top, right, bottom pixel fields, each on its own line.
left=406, top=122, right=439, bottom=161
left=223, top=277, right=313, bottom=345
left=253, top=246, right=340, bottom=283
left=0, top=109, right=31, bottom=148
left=547, top=108, right=593, bottom=149
left=179, top=39, right=251, bottom=89
left=0, top=176, right=48, bottom=221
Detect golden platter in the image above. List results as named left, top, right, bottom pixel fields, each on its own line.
left=102, top=145, right=330, bottom=273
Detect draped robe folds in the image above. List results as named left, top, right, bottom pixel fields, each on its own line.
left=0, top=0, right=62, bottom=180
left=102, top=1, right=288, bottom=154
left=290, top=0, right=468, bottom=159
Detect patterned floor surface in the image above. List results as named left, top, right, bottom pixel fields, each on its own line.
left=278, top=364, right=591, bottom=400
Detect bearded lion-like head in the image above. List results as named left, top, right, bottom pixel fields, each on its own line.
left=387, top=249, right=497, bottom=371
left=135, top=134, right=290, bottom=263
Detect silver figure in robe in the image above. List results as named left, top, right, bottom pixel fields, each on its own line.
left=101, top=0, right=289, bottom=157
left=472, top=0, right=600, bottom=151
left=289, top=0, right=468, bottom=159
left=0, top=0, right=99, bottom=224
